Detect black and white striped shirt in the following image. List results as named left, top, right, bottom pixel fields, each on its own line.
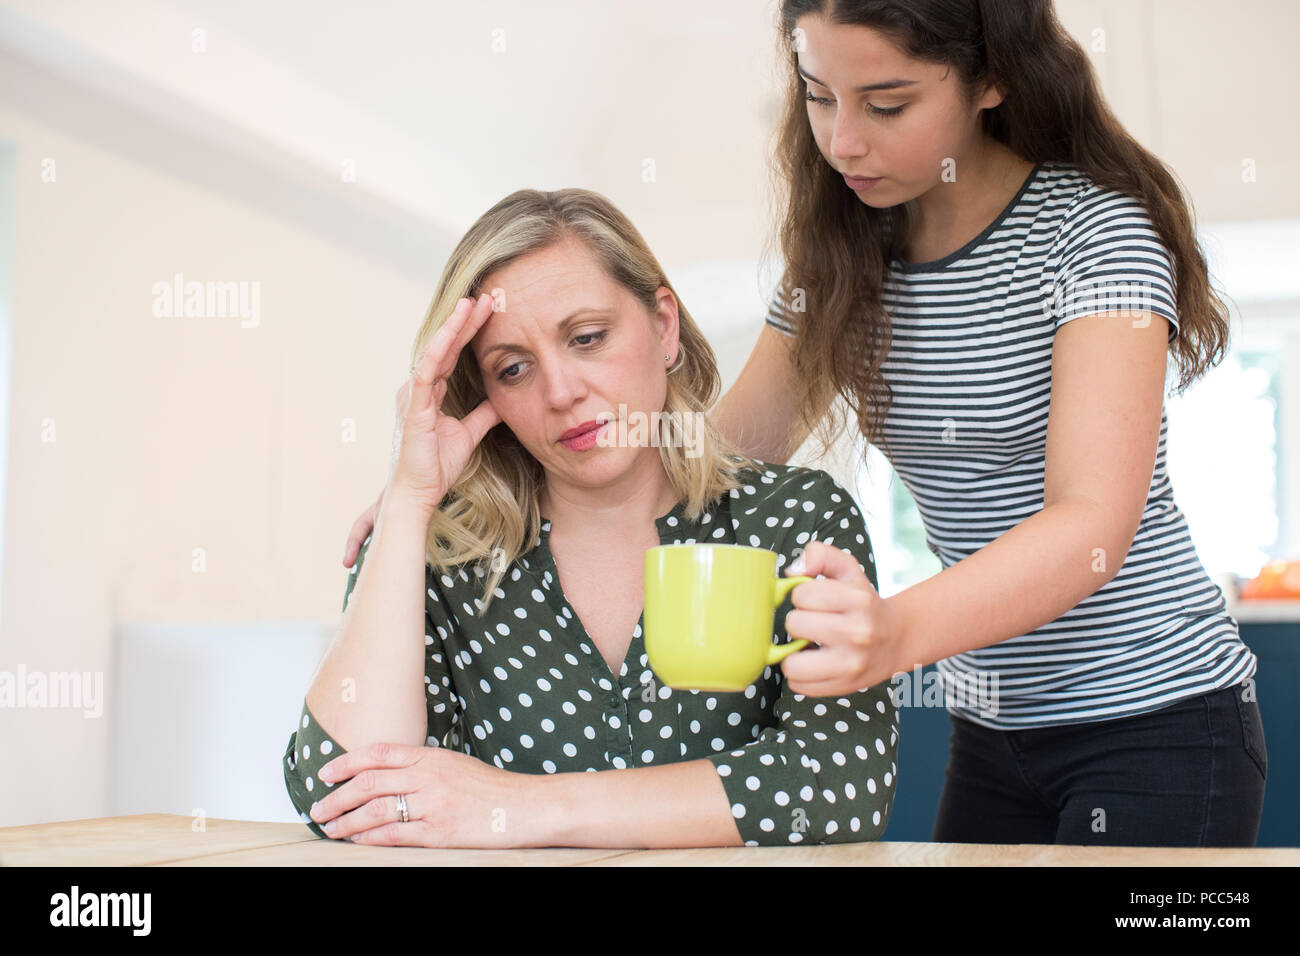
left=766, top=160, right=1256, bottom=729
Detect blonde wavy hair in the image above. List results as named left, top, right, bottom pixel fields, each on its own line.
left=411, top=187, right=761, bottom=616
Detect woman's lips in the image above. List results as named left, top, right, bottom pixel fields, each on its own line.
left=559, top=420, right=602, bottom=440
left=559, top=421, right=609, bottom=451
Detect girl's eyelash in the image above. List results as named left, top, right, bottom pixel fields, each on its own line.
left=803, top=90, right=906, bottom=117
left=496, top=330, right=608, bottom=382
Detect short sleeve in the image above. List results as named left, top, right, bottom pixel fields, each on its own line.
left=281, top=532, right=463, bottom=838
left=764, top=281, right=799, bottom=337
left=705, top=469, right=900, bottom=846
left=1046, top=189, right=1180, bottom=343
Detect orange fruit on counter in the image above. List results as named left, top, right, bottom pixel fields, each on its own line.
left=1239, top=560, right=1300, bottom=599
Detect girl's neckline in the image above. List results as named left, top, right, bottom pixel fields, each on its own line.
left=890, top=160, right=1044, bottom=274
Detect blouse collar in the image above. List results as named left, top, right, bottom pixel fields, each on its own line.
left=537, top=496, right=693, bottom=543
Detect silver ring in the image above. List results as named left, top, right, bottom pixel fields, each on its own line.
left=395, top=793, right=409, bottom=823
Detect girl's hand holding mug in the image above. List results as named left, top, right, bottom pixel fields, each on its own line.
left=778, top=540, right=908, bottom=697
left=387, top=293, right=503, bottom=516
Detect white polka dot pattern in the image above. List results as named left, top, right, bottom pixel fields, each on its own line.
left=282, top=461, right=898, bottom=845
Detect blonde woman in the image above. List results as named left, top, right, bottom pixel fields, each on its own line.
left=283, top=188, right=899, bottom=848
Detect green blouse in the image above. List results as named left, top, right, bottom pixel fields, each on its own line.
left=283, top=459, right=899, bottom=846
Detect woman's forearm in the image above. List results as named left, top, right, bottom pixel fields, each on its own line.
left=533, top=759, right=743, bottom=848
left=305, top=494, right=433, bottom=752
left=886, top=497, right=1127, bottom=670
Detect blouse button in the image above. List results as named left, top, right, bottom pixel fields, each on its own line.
left=605, top=693, right=621, bottom=708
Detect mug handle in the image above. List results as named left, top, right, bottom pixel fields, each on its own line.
left=767, top=574, right=814, bottom=665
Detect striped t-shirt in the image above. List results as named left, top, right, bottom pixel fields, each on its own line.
left=765, top=159, right=1257, bottom=729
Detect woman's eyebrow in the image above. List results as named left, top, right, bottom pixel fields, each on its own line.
left=797, top=65, right=918, bottom=92
left=479, top=307, right=616, bottom=358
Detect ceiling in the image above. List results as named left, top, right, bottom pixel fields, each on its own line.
left=1, top=0, right=1296, bottom=308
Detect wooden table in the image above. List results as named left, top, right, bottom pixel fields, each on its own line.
left=2, top=814, right=1297, bottom=866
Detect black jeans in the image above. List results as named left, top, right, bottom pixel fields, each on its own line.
left=931, top=680, right=1268, bottom=846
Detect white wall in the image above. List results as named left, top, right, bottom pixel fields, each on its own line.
left=0, top=99, right=440, bottom=825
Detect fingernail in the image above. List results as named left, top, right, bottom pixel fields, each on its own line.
left=788, top=556, right=805, bottom=574
left=324, top=821, right=337, bottom=836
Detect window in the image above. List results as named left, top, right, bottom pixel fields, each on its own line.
left=852, top=444, right=940, bottom=598
left=1165, top=337, right=1289, bottom=578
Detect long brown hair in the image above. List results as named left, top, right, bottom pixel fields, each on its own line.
left=770, top=0, right=1230, bottom=464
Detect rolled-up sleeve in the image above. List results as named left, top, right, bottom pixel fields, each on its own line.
left=705, top=471, right=900, bottom=846
left=282, top=701, right=347, bottom=838
left=281, top=532, right=461, bottom=837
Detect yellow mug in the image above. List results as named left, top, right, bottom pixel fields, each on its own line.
left=644, top=543, right=814, bottom=691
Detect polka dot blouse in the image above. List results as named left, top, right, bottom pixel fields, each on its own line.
left=283, top=460, right=900, bottom=846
